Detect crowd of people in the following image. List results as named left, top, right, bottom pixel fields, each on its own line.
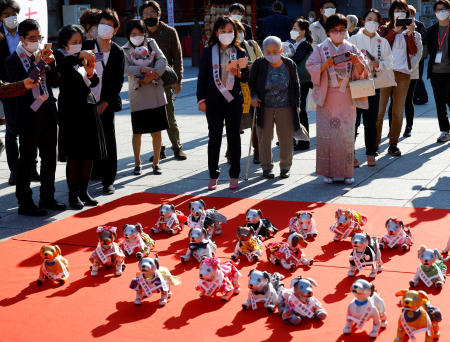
left=0, top=0, right=449, bottom=216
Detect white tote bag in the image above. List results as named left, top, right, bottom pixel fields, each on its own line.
left=349, top=78, right=375, bottom=99
left=373, top=69, right=397, bottom=89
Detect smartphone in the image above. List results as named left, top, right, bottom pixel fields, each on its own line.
left=28, top=59, right=47, bottom=82
left=95, top=52, right=103, bottom=61
left=364, top=50, right=375, bottom=61
left=332, top=52, right=351, bottom=65
left=396, top=18, right=413, bottom=27
left=44, top=43, right=52, bottom=50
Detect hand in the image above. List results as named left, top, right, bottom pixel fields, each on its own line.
left=172, top=83, right=182, bottom=94
left=97, top=101, right=108, bottom=115
left=198, top=102, right=207, bottom=113
left=79, top=50, right=95, bottom=64
left=325, top=57, right=334, bottom=68
left=407, top=23, right=416, bottom=36
left=140, top=67, right=151, bottom=74
left=230, top=66, right=241, bottom=78
left=393, top=19, right=402, bottom=32
left=40, top=48, right=54, bottom=64
left=24, top=77, right=40, bottom=89
left=251, top=97, right=261, bottom=108
left=145, top=70, right=159, bottom=81
left=83, top=59, right=95, bottom=75
left=349, top=52, right=361, bottom=65
left=371, top=60, right=380, bottom=69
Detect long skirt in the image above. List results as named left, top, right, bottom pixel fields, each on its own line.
left=316, top=87, right=356, bottom=178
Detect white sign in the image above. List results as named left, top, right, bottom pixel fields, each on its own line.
left=167, top=0, right=174, bottom=27
left=17, top=0, right=48, bottom=42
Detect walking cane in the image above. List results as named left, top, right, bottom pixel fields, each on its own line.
left=245, top=107, right=257, bottom=181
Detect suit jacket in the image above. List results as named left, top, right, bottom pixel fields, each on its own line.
left=196, top=45, right=249, bottom=106
left=243, top=23, right=254, bottom=41
left=84, top=39, right=125, bottom=112
left=0, top=28, right=11, bottom=81
left=4, top=51, right=59, bottom=133
left=426, top=23, right=450, bottom=78
left=259, top=13, right=292, bottom=41
left=249, top=56, right=301, bottom=130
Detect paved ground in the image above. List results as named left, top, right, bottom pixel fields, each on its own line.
left=0, top=57, right=449, bottom=239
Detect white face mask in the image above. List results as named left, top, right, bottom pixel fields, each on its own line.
left=97, top=24, right=114, bottom=40
left=329, top=31, right=346, bottom=44
left=218, top=33, right=234, bottom=46
left=290, top=30, right=300, bottom=40
left=309, top=17, right=315, bottom=23
left=394, top=12, right=407, bottom=20
left=130, top=35, right=145, bottom=46
left=24, top=41, right=40, bottom=53
left=238, top=32, right=245, bottom=43
left=68, top=43, right=82, bottom=55
left=4, top=15, right=18, bottom=29
left=436, top=10, right=450, bottom=21
left=324, top=8, right=336, bottom=18
left=230, top=14, right=242, bottom=21
left=364, top=20, right=379, bottom=34
left=265, top=53, right=281, bottom=64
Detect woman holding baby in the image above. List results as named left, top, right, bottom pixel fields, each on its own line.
left=123, top=19, right=168, bottom=176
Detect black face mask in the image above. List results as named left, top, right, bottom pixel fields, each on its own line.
left=144, top=17, right=159, bottom=27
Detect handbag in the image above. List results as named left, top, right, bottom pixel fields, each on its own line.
left=373, top=69, right=397, bottom=89
left=160, top=65, right=178, bottom=87
left=349, top=78, right=375, bottom=99
left=240, top=82, right=251, bottom=114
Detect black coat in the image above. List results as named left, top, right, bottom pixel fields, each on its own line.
left=4, top=52, right=59, bottom=133
left=426, top=23, right=450, bottom=78
left=249, top=56, right=301, bottom=130
left=84, top=39, right=125, bottom=112
left=243, top=23, right=254, bottom=41
left=196, top=44, right=249, bottom=106
left=55, top=50, right=106, bottom=161
left=0, top=25, right=12, bottom=81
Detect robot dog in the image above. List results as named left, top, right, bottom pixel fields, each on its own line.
left=90, top=226, right=126, bottom=277
left=181, top=227, right=217, bottom=263
left=245, top=209, right=278, bottom=241
left=37, top=245, right=69, bottom=285
left=410, top=245, right=448, bottom=289
left=343, top=279, right=387, bottom=338
left=187, top=199, right=227, bottom=238
left=289, top=211, right=318, bottom=239
left=379, top=217, right=413, bottom=251
left=330, top=208, right=366, bottom=242
left=348, top=233, right=383, bottom=279
left=231, top=226, right=263, bottom=263
left=242, top=270, right=285, bottom=313
left=120, top=223, right=155, bottom=259
left=151, top=204, right=187, bottom=235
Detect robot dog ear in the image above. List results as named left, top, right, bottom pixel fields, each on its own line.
left=248, top=269, right=254, bottom=277
left=370, top=283, right=375, bottom=296
left=201, top=228, right=208, bottom=237
left=199, top=199, right=205, bottom=208
left=418, top=290, right=429, bottom=302
left=121, top=224, right=127, bottom=231
left=135, top=223, right=143, bottom=233
left=188, top=228, right=194, bottom=238
left=290, top=276, right=302, bottom=288
left=417, top=245, right=427, bottom=258
left=54, top=245, right=61, bottom=256
left=263, top=271, right=271, bottom=281
left=257, top=209, right=263, bottom=217
left=154, top=254, right=159, bottom=269
left=385, top=219, right=391, bottom=228
left=395, top=289, right=408, bottom=297
left=307, top=212, right=312, bottom=218
left=305, top=278, right=318, bottom=287
left=188, top=202, right=193, bottom=210
left=170, top=204, right=175, bottom=211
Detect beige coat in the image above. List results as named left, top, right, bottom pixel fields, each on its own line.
left=123, top=38, right=168, bottom=112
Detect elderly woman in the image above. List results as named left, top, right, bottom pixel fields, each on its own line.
left=346, top=15, right=360, bottom=37
left=249, top=36, right=302, bottom=179
left=306, top=14, right=370, bottom=184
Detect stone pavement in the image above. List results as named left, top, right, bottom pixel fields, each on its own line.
left=0, top=58, right=449, bottom=239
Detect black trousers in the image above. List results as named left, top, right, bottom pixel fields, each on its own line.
left=388, top=79, right=417, bottom=129
left=356, top=89, right=379, bottom=156
left=414, top=58, right=428, bottom=104
left=205, top=98, right=242, bottom=179
left=16, top=113, right=57, bottom=206
left=430, top=73, right=450, bottom=133
left=95, top=110, right=117, bottom=187
left=299, top=82, right=312, bottom=132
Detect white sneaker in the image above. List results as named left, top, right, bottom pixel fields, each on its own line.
left=437, top=132, right=450, bottom=143
left=323, top=176, right=333, bottom=184
left=344, top=178, right=355, bottom=184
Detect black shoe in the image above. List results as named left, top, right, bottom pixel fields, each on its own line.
left=294, top=141, right=310, bottom=151
left=388, top=144, right=401, bottom=157
left=174, top=150, right=187, bottom=160
left=153, top=165, right=162, bottom=175
left=133, top=165, right=142, bottom=175
left=263, top=170, right=275, bottom=179
left=375, top=146, right=380, bottom=156
left=280, top=169, right=291, bottom=178
left=31, top=169, right=40, bottom=182
left=18, top=203, right=48, bottom=216
left=79, top=192, right=98, bottom=206
left=403, top=126, right=412, bottom=138
left=69, top=197, right=84, bottom=210
left=39, top=199, right=67, bottom=211
left=253, top=155, right=260, bottom=164
left=149, top=146, right=167, bottom=162
left=8, top=172, right=16, bottom=186
left=103, top=184, right=115, bottom=194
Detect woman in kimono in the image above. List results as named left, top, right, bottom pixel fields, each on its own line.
left=306, top=14, right=370, bottom=184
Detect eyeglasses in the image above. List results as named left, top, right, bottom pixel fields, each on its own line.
left=26, top=35, right=43, bottom=43
left=329, top=29, right=346, bottom=34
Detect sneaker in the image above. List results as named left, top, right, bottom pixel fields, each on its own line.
left=403, top=126, right=412, bottom=138
left=323, top=176, right=333, bottom=184
left=344, top=177, right=355, bottom=184
left=388, top=144, right=401, bottom=157
left=103, top=184, right=115, bottom=194
left=133, top=165, right=142, bottom=175
left=437, top=132, right=450, bottom=143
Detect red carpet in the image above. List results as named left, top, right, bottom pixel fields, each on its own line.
left=0, top=193, right=449, bottom=342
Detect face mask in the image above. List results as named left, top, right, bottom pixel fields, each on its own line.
left=144, top=17, right=159, bottom=27
left=324, top=8, right=336, bottom=18
left=97, top=24, right=114, bottom=39
left=329, top=31, right=346, bottom=44
left=265, top=53, right=281, bottom=64
left=309, top=17, right=315, bottom=23
left=4, top=15, right=18, bottom=29
left=230, top=14, right=242, bottom=21
left=436, top=10, right=450, bottom=21
left=68, top=43, right=82, bottom=55
left=394, top=12, right=406, bottom=20
left=218, top=33, right=234, bottom=45
left=130, top=35, right=145, bottom=46
left=290, top=30, right=300, bottom=40
left=364, top=20, right=379, bottom=34
left=238, top=32, right=245, bottom=43
left=24, top=41, right=39, bottom=53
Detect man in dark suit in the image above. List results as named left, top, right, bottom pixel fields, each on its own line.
left=5, top=19, right=66, bottom=216
left=258, top=1, right=292, bottom=42
left=0, top=0, right=39, bottom=186
left=228, top=3, right=253, bottom=40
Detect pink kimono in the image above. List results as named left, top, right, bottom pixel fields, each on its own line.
left=306, top=39, right=369, bottom=179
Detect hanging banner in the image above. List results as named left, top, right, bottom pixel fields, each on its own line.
left=167, top=0, right=174, bottom=27
left=17, top=0, right=48, bottom=42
